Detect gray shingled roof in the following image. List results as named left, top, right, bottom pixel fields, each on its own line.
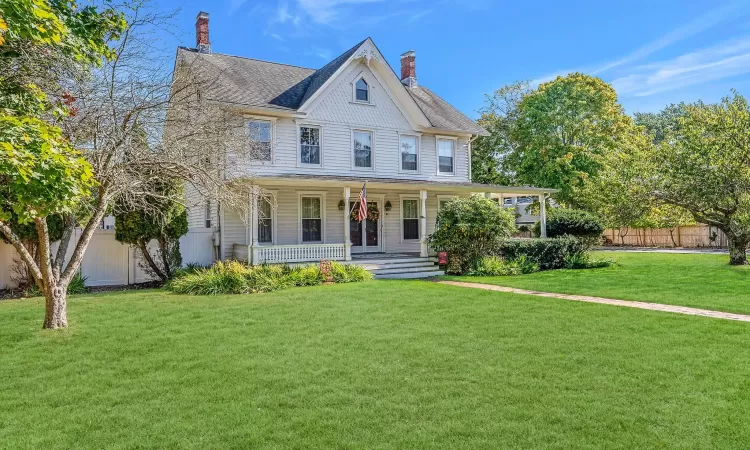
left=176, top=41, right=487, bottom=135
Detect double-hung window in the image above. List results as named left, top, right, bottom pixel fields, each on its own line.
left=301, top=196, right=323, bottom=242
left=300, top=126, right=321, bottom=165
left=353, top=130, right=373, bottom=169
left=249, top=120, right=272, bottom=161
left=400, top=135, right=418, bottom=171
left=402, top=199, right=419, bottom=241
left=204, top=200, right=212, bottom=228
left=258, top=198, right=273, bottom=243
left=437, top=138, right=455, bottom=174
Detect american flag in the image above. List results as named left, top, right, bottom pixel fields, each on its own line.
left=356, top=182, right=367, bottom=222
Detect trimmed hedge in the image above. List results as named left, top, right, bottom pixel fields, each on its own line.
left=167, top=260, right=371, bottom=295
left=497, top=236, right=589, bottom=270
left=533, top=209, right=604, bottom=239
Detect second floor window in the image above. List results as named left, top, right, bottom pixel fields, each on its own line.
left=249, top=120, right=272, bottom=161
left=400, top=135, right=418, bottom=171
left=437, top=138, right=454, bottom=174
left=300, top=126, right=321, bottom=165
left=353, top=130, right=373, bottom=168
left=204, top=200, right=211, bottom=228
left=355, top=78, right=369, bottom=102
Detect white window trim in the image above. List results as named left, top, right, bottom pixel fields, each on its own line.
left=247, top=116, right=277, bottom=165
left=256, top=190, right=278, bottom=246
left=398, top=132, right=421, bottom=174
left=399, top=194, right=421, bottom=243
left=204, top=199, right=212, bottom=228
left=296, top=123, right=324, bottom=168
left=351, top=128, right=376, bottom=171
left=436, top=135, right=457, bottom=176
left=351, top=72, right=374, bottom=105
left=297, top=191, right=327, bottom=244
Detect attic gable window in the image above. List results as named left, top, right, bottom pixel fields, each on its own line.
left=355, top=78, right=369, bottom=102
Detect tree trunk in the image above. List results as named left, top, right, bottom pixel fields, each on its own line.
left=138, top=239, right=167, bottom=281
left=728, top=236, right=748, bottom=265
left=158, top=237, right=172, bottom=279
left=43, top=284, right=68, bottom=329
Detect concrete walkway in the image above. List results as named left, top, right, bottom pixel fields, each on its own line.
left=437, top=280, right=750, bottom=322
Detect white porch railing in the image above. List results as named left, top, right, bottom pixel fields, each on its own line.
left=235, top=243, right=350, bottom=264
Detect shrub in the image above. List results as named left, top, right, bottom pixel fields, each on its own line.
left=564, top=253, right=615, bottom=270
left=468, top=256, right=539, bottom=276
left=533, top=209, right=604, bottom=239
left=427, top=194, right=517, bottom=274
left=167, top=261, right=370, bottom=295
left=497, top=236, right=588, bottom=270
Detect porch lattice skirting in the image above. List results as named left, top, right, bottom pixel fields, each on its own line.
left=234, top=243, right=349, bottom=264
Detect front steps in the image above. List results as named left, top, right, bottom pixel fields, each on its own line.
left=348, top=256, right=444, bottom=279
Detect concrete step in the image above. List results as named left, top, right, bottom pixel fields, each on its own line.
left=374, top=270, right=445, bottom=279
left=347, top=257, right=434, bottom=265
left=359, top=261, right=437, bottom=270
left=371, top=265, right=441, bottom=275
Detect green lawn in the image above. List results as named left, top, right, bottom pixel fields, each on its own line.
left=444, top=251, right=750, bottom=315
left=2, top=281, right=750, bottom=448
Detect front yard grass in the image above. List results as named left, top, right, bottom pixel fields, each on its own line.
left=2, top=280, right=750, bottom=448
left=443, top=251, right=750, bottom=315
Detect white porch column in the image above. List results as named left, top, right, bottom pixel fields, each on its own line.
left=538, top=194, right=547, bottom=238
left=250, top=186, right=260, bottom=264
left=343, top=187, right=352, bottom=261
left=419, top=189, right=428, bottom=257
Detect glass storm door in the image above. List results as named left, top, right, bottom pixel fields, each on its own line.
left=350, top=201, right=380, bottom=253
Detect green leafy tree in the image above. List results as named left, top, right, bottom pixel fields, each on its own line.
left=634, top=103, right=687, bottom=145
left=0, top=0, right=125, bottom=329
left=532, top=208, right=604, bottom=240
left=644, top=92, right=750, bottom=264
left=427, top=195, right=517, bottom=274
left=115, top=180, right=188, bottom=281
left=471, top=81, right=529, bottom=185
left=513, top=73, right=639, bottom=207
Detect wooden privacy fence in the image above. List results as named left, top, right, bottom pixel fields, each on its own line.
left=604, top=225, right=728, bottom=248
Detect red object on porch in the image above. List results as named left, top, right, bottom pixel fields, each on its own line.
left=437, top=252, right=448, bottom=265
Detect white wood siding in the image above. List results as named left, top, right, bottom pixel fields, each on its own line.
left=219, top=185, right=469, bottom=258
left=237, top=62, right=471, bottom=182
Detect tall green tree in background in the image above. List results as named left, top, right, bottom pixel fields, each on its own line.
left=0, top=0, right=125, bottom=328
left=471, top=81, right=529, bottom=185
left=513, top=73, right=639, bottom=207
left=645, top=93, right=750, bottom=265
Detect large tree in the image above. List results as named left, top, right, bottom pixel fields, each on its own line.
left=513, top=73, right=638, bottom=206
left=471, top=81, right=529, bottom=185
left=1, top=1, right=254, bottom=329
left=646, top=93, right=750, bottom=264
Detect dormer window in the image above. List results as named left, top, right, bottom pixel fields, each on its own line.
left=355, top=78, right=369, bottom=102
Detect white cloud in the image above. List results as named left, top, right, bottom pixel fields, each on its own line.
left=296, top=0, right=385, bottom=24
left=611, top=37, right=750, bottom=97
left=528, top=2, right=750, bottom=89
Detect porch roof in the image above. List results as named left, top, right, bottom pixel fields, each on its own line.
left=241, top=174, right=557, bottom=196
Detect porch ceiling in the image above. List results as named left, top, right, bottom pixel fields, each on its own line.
left=238, top=174, right=557, bottom=196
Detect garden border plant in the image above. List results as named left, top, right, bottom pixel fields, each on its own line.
left=167, top=260, right=372, bottom=296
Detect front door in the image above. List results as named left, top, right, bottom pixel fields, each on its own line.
left=350, top=201, right=381, bottom=253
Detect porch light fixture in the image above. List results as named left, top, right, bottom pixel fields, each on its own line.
left=384, top=201, right=392, bottom=212
left=338, top=200, right=345, bottom=210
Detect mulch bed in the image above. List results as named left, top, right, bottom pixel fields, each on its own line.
left=0, top=281, right=163, bottom=301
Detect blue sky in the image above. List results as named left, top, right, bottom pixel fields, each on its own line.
left=161, top=0, right=750, bottom=118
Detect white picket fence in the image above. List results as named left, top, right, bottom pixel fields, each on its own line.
left=0, top=229, right=215, bottom=289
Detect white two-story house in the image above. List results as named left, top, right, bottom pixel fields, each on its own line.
left=176, top=12, right=554, bottom=273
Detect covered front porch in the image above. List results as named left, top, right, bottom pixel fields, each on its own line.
left=229, top=176, right=555, bottom=265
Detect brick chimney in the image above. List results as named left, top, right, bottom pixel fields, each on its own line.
left=195, top=12, right=210, bottom=53
left=400, top=50, right=416, bottom=87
